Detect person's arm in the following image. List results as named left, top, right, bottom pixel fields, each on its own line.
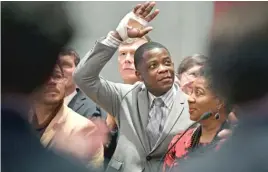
left=74, top=2, right=159, bottom=117
left=74, top=32, right=130, bottom=117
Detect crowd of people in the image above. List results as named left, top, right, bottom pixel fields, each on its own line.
left=2, top=1, right=268, bottom=172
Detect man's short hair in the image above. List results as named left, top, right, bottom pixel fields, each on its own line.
left=177, top=54, right=208, bottom=78
left=59, top=48, right=80, bottom=66
left=121, top=35, right=152, bottom=46
left=207, top=2, right=268, bottom=105
left=134, top=41, right=170, bottom=69
left=2, top=2, right=73, bottom=94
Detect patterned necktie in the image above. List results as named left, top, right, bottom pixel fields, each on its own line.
left=146, top=98, right=165, bottom=149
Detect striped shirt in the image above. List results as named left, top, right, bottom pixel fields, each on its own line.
left=148, top=85, right=177, bottom=112
left=143, top=84, right=177, bottom=148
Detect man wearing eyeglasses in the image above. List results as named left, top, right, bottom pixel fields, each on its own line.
left=30, top=64, right=107, bottom=170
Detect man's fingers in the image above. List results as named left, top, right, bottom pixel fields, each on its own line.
left=133, top=4, right=142, bottom=13
left=127, top=26, right=153, bottom=38
left=141, top=1, right=156, bottom=18
left=136, top=2, right=149, bottom=16
left=139, top=26, right=153, bottom=36
left=145, top=9, right=160, bottom=22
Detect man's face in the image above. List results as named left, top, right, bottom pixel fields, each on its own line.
left=136, top=48, right=175, bottom=96
left=118, top=38, right=148, bottom=84
left=59, top=55, right=76, bottom=89
left=40, top=66, right=66, bottom=105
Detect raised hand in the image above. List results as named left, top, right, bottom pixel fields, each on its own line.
left=127, top=1, right=159, bottom=38
left=115, top=1, right=159, bottom=41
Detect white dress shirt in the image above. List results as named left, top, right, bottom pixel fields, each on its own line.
left=64, top=90, right=77, bottom=106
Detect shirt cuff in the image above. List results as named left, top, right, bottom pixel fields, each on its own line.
left=101, top=31, right=122, bottom=48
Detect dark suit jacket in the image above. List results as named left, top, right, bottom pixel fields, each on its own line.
left=1, top=106, right=89, bottom=172
left=179, top=114, right=268, bottom=172
left=68, top=88, right=107, bottom=120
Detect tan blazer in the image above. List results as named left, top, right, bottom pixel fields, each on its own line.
left=40, top=104, right=104, bottom=168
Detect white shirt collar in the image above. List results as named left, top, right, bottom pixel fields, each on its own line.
left=146, top=84, right=177, bottom=110
left=64, top=90, right=77, bottom=105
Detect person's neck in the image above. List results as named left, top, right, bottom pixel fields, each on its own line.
left=65, top=85, right=76, bottom=97
left=33, top=102, right=61, bottom=126
left=149, top=86, right=173, bottom=97
left=200, top=120, right=223, bottom=143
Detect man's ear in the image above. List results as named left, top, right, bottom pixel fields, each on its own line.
left=135, top=70, right=143, bottom=81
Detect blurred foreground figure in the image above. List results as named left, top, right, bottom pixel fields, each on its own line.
left=179, top=2, right=268, bottom=172
left=1, top=2, right=91, bottom=172
left=30, top=64, right=105, bottom=169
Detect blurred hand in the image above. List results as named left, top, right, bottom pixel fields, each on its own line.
left=52, top=119, right=109, bottom=162
left=217, top=112, right=238, bottom=139
left=180, top=81, right=194, bottom=95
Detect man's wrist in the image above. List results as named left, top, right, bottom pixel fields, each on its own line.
left=110, top=31, right=123, bottom=41
left=101, top=31, right=122, bottom=48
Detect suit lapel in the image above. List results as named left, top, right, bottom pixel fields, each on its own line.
left=150, top=87, right=186, bottom=153
left=134, top=88, right=151, bottom=153
left=40, top=105, right=66, bottom=148
left=68, top=90, right=85, bottom=113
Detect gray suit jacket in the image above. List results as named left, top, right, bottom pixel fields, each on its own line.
left=74, top=39, right=193, bottom=172
left=68, top=88, right=107, bottom=120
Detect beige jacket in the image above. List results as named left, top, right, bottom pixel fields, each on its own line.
left=40, top=104, right=104, bottom=168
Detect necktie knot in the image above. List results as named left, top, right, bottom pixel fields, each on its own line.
left=153, top=98, right=164, bottom=107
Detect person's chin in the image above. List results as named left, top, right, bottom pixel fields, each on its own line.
left=189, top=113, right=199, bottom=121
left=44, top=99, right=62, bottom=105
left=160, top=82, right=173, bottom=91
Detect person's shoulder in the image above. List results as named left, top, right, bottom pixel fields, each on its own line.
left=64, top=105, right=92, bottom=127
left=76, top=89, right=96, bottom=105
left=115, top=81, right=145, bottom=96
left=132, top=81, right=145, bottom=89
left=170, top=128, right=195, bottom=149
left=172, top=128, right=195, bottom=141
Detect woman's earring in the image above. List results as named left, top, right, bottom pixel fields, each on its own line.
left=214, top=113, right=220, bottom=120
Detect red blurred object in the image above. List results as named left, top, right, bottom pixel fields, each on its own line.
left=214, top=1, right=246, bottom=19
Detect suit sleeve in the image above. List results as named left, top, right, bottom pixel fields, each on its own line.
left=74, top=36, right=132, bottom=118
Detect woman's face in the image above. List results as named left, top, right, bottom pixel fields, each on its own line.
left=188, top=77, right=220, bottom=121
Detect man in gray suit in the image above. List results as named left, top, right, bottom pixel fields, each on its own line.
left=74, top=2, right=192, bottom=172
left=59, top=48, right=107, bottom=120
